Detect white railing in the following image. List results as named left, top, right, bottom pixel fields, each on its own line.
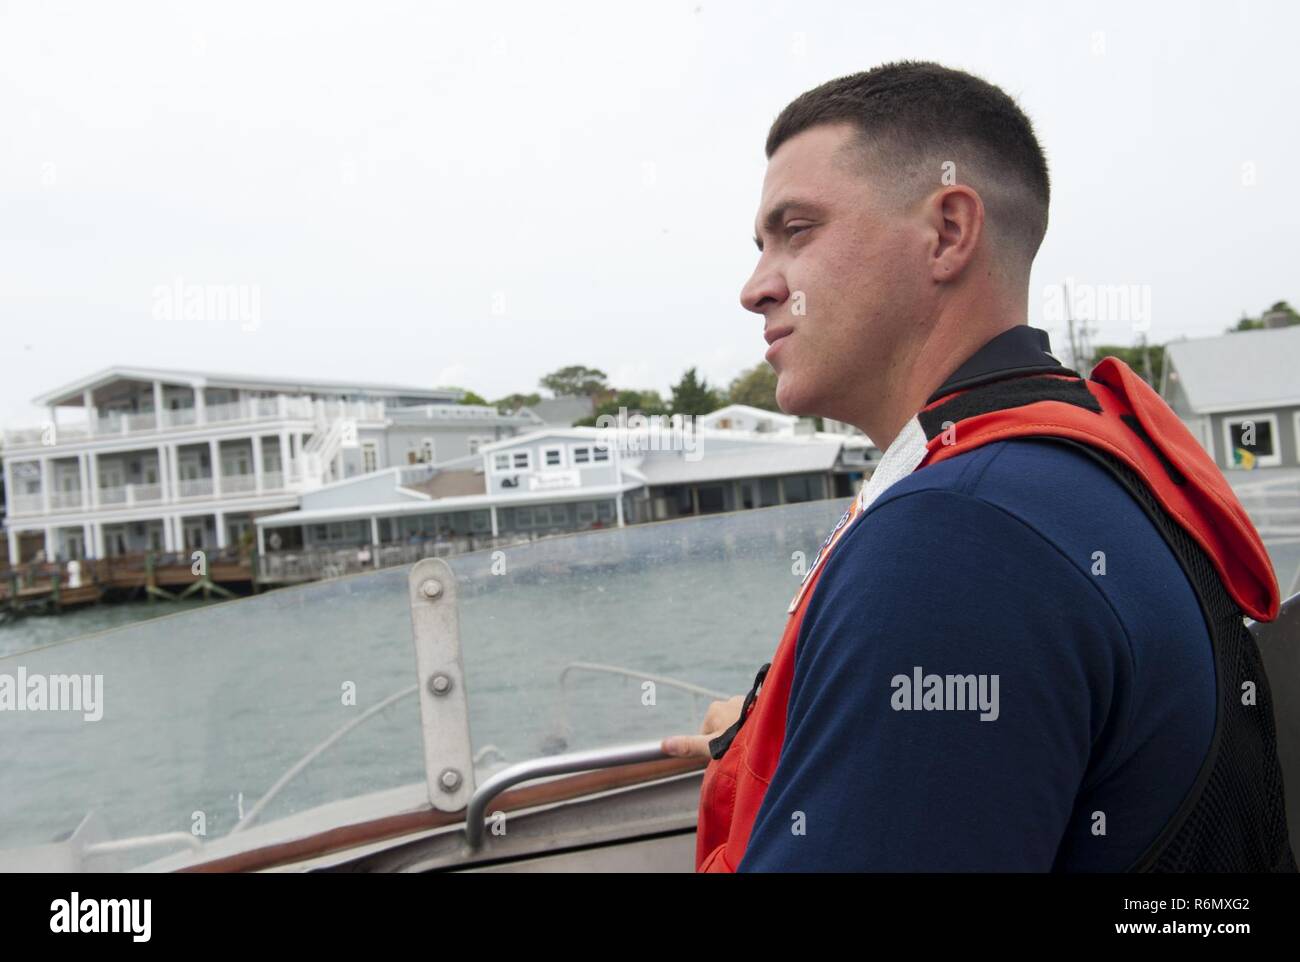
left=9, top=494, right=43, bottom=515
left=130, top=483, right=163, bottom=505
left=163, top=407, right=197, bottom=428
left=221, top=473, right=257, bottom=495
left=388, top=403, right=500, bottom=422
left=1, top=425, right=93, bottom=446
left=98, top=486, right=127, bottom=505
left=262, top=470, right=285, bottom=491
left=50, top=490, right=86, bottom=511
left=205, top=401, right=246, bottom=423
left=96, top=484, right=163, bottom=506
left=4, top=395, right=324, bottom=448
left=397, top=465, right=436, bottom=487
left=178, top=478, right=215, bottom=499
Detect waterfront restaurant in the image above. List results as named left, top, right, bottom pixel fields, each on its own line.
left=252, top=422, right=878, bottom=581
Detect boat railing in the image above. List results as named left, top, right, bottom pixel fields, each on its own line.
left=463, top=740, right=672, bottom=849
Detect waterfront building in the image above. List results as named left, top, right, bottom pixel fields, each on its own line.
left=1, top=367, right=531, bottom=563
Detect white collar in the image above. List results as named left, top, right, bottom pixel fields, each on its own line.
left=855, top=416, right=929, bottom=514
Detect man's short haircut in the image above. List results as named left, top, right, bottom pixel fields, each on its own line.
left=766, top=61, right=1051, bottom=269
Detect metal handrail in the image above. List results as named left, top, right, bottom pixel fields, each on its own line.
left=464, top=739, right=669, bottom=849
left=231, top=684, right=418, bottom=834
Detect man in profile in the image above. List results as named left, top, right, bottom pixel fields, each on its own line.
left=663, top=61, right=1295, bottom=872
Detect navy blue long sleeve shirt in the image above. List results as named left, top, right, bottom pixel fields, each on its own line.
left=737, top=437, right=1216, bottom=872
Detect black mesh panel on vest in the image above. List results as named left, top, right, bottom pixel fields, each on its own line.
left=924, top=371, right=1295, bottom=871
left=1029, top=435, right=1296, bottom=873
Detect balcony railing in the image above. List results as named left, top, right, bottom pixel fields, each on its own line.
left=2, top=395, right=325, bottom=447
left=162, top=407, right=197, bottom=428
left=221, top=473, right=257, bottom=495
left=50, top=490, right=87, bottom=511
left=178, top=478, right=215, bottom=499
left=96, top=483, right=165, bottom=506
left=9, top=494, right=44, bottom=515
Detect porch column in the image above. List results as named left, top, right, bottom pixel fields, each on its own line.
left=370, top=515, right=380, bottom=545
left=195, top=386, right=207, bottom=424
left=251, top=434, right=264, bottom=494
left=83, top=389, right=98, bottom=436
left=168, top=443, right=180, bottom=500
left=208, top=439, right=222, bottom=497
left=257, top=524, right=266, bottom=554
left=152, top=380, right=164, bottom=430
left=158, top=445, right=171, bottom=502
left=7, top=528, right=20, bottom=565
left=91, top=522, right=105, bottom=559
left=88, top=453, right=100, bottom=508
left=215, top=510, right=227, bottom=548
left=278, top=431, right=290, bottom=483
left=489, top=505, right=499, bottom=537
left=82, top=523, right=91, bottom=558
left=40, top=457, right=51, bottom=514
left=78, top=453, right=90, bottom=509
left=44, top=526, right=55, bottom=560
left=163, top=513, right=176, bottom=552
left=2, top=458, right=14, bottom=516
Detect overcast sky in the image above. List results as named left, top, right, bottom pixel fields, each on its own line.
left=1, top=0, right=1295, bottom=426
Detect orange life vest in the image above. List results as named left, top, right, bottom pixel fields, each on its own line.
left=695, top=357, right=1281, bottom=872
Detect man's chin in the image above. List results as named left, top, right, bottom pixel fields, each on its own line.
left=773, top=376, right=821, bottom=418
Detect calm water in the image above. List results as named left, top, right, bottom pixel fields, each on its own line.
left=0, top=598, right=225, bottom=658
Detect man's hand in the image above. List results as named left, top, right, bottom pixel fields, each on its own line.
left=661, top=694, right=746, bottom=759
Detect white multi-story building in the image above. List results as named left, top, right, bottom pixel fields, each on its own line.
left=1, top=366, right=531, bottom=563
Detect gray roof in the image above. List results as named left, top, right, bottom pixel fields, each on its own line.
left=636, top=441, right=841, bottom=486
left=1164, top=326, right=1300, bottom=413
left=524, top=396, right=595, bottom=427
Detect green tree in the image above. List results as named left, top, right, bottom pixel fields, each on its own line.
left=540, top=365, right=609, bottom=398
left=669, top=367, right=722, bottom=416
left=451, top=389, right=488, bottom=406
left=1229, top=300, right=1300, bottom=333
left=574, top=389, right=670, bottom=427
left=727, top=363, right=779, bottom=411
left=493, top=392, right=541, bottom=413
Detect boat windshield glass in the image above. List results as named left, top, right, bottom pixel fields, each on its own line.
left=0, top=499, right=849, bottom=868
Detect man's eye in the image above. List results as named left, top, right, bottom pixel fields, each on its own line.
left=786, top=223, right=812, bottom=238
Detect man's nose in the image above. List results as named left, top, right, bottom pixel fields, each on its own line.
left=740, top=263, right=788, bottom=316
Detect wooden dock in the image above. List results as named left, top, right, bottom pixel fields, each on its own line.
left=0, top=551, right=255, bottom=616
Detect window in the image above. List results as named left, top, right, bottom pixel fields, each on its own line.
left=1223, top=413, right=1281, bottom=469
left=420, top=438, right=435, bottom=464
left=493, top=453, right=511, bottom=471
left=543, top=446, right=564, bottom=468
left=512, top=451, right=531, bottom=470
left=577, top=502, right=596, bottom=523
left=468, top=435, right=494, bottom=455
left=362, top=441, right=378, bottom=473
left=470, top=510, right=490, bottom=533
left=591, top=445, right=610, bottom=463
left=572, top=446, right=590, bottom=464
left=782, top=476, right=814, bottom=504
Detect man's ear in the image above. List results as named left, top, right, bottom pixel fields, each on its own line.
left=926, top=185, right=985, bottom=283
